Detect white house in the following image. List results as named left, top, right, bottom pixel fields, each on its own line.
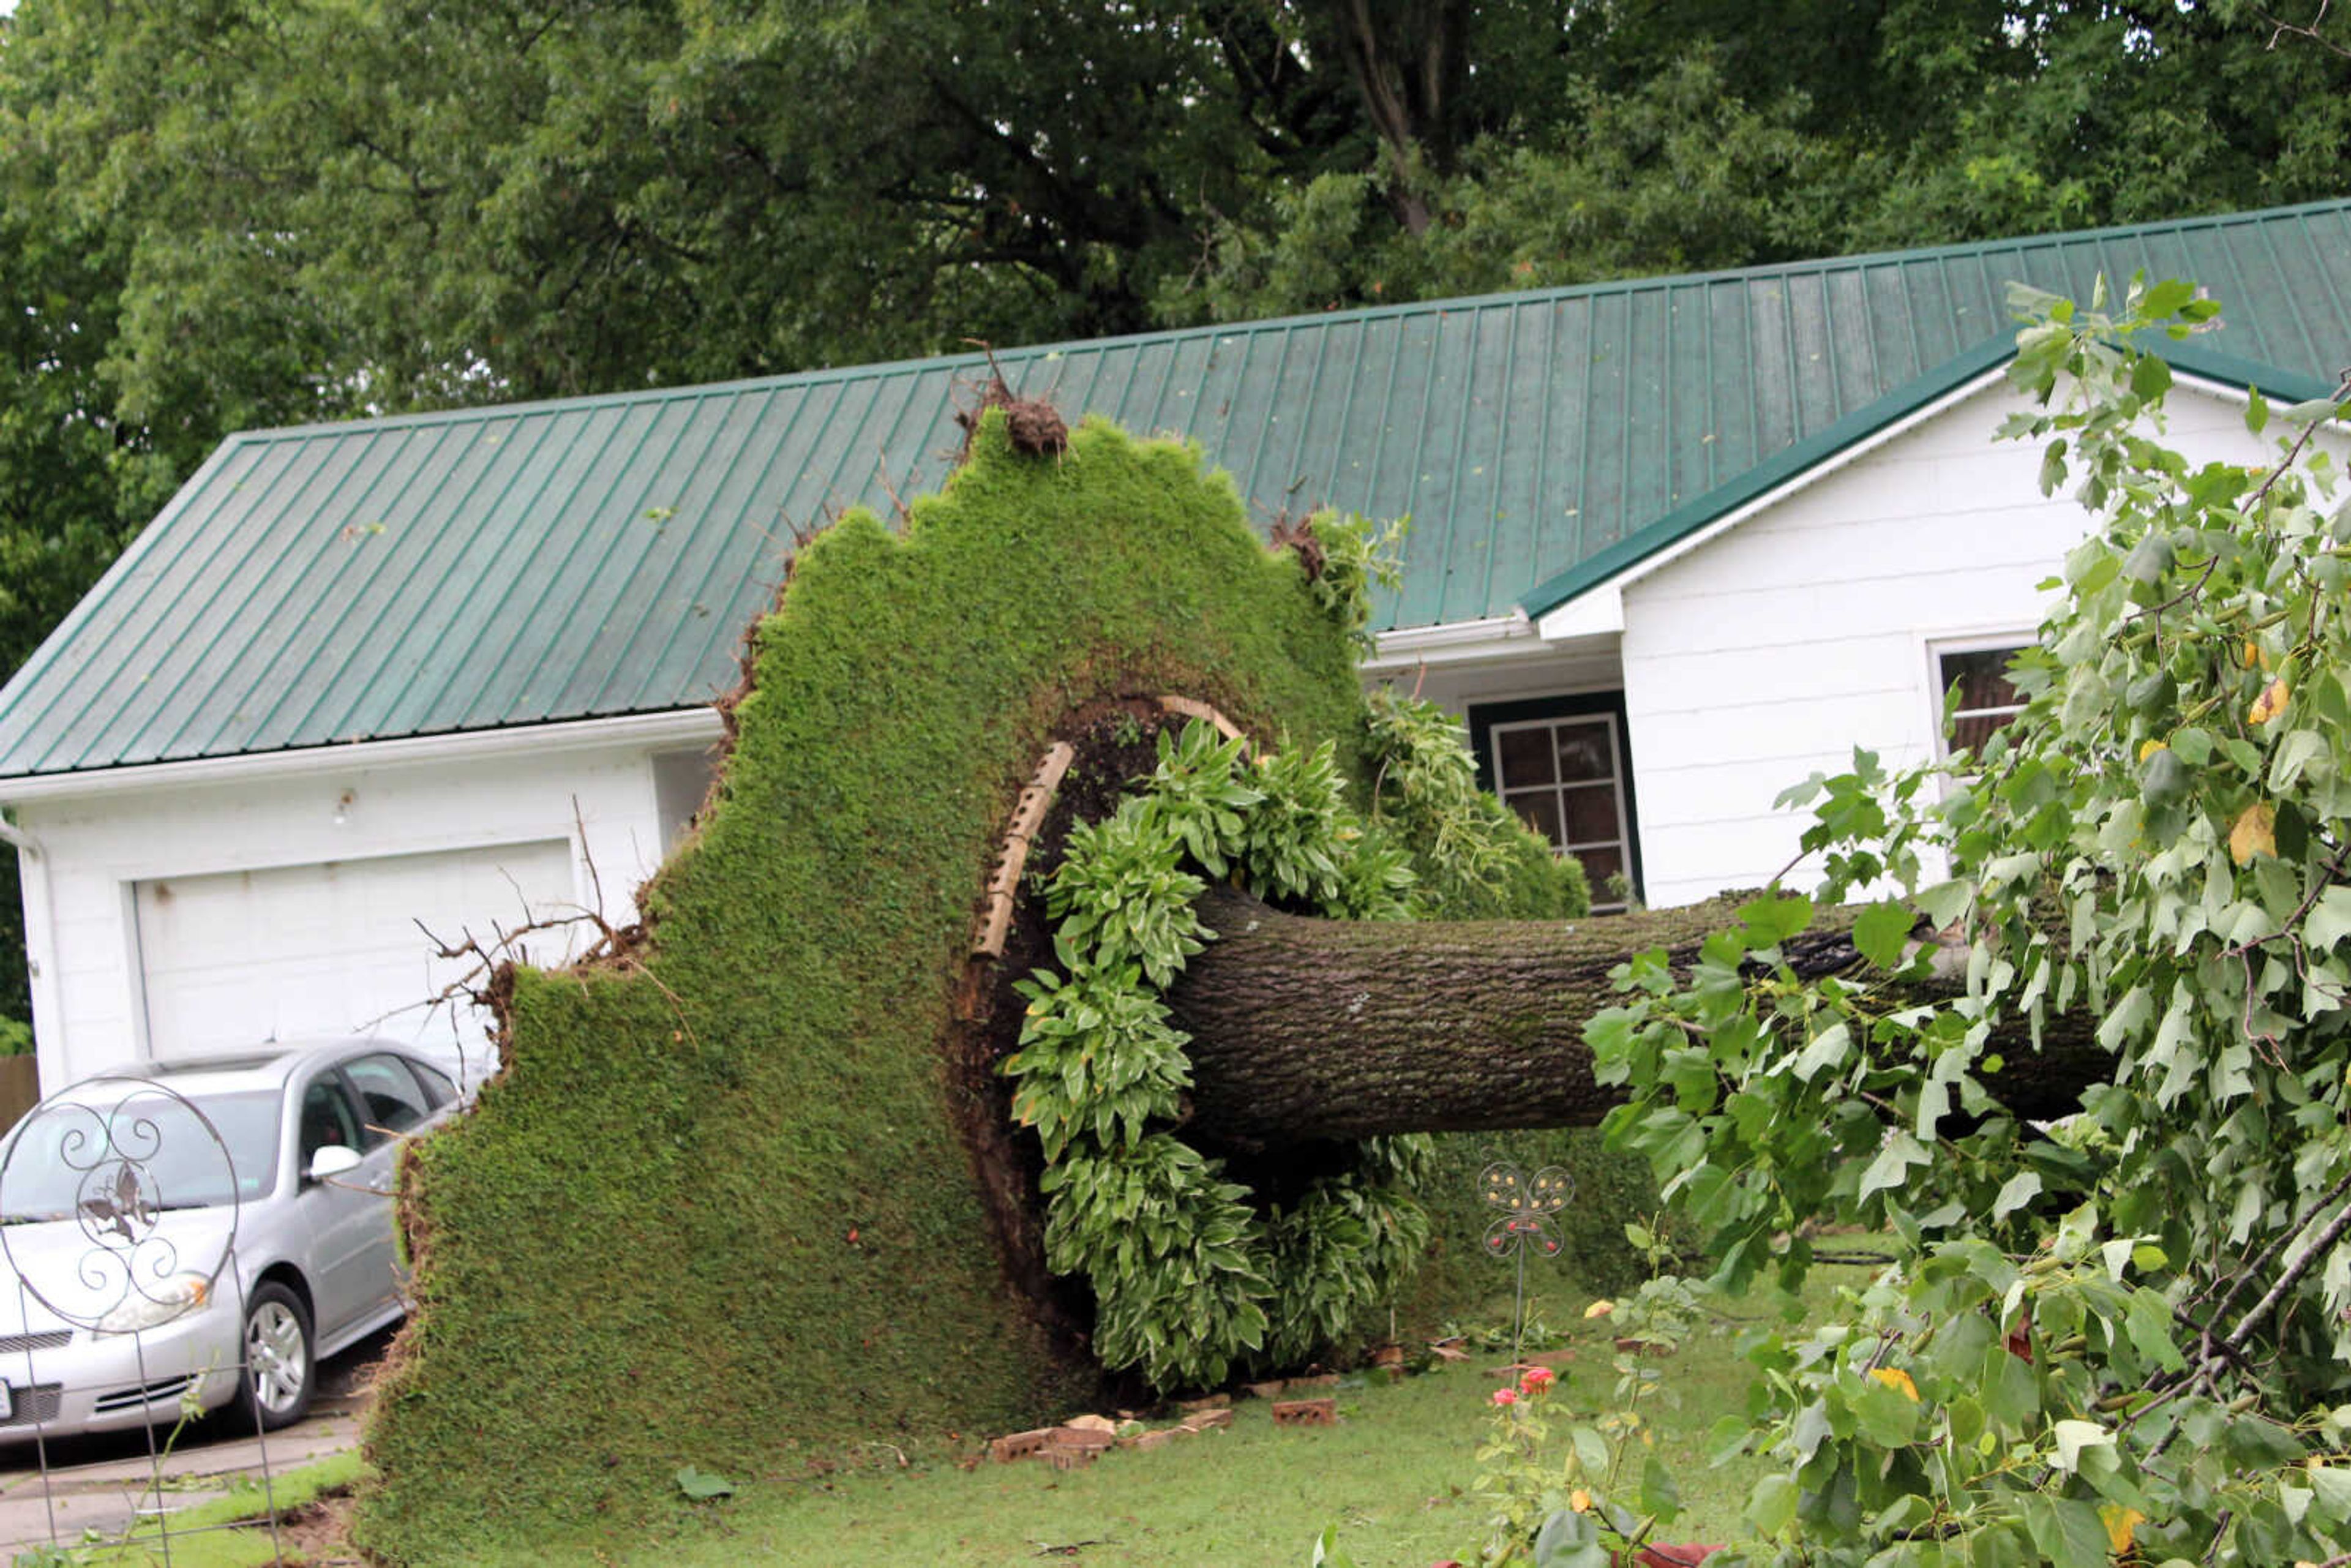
left=3, top=198, right=2347, bottom=1091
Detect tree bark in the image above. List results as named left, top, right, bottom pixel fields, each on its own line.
left=1164, top=887, right=2108, bottom=1147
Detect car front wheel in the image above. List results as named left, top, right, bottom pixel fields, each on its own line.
left=231, top=1282, right=315, bottom=1431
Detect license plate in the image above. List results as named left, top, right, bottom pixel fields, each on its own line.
left=0, top=1383, right=13, bottom=1420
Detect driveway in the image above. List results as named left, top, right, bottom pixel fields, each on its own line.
left=0, top=1325, right=387, bottom=1554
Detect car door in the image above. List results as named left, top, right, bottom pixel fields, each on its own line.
left=292, top=1067, right=388, bottom=1343
left=332, top=1053, right=440, bottom=1307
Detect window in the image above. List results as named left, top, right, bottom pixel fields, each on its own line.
left=1934, top=642, right=2030, bottom=758
left=298, top=1079, right=363, bottom=1166
left=1475, top=701, right=1639, bottom=913
left=409, top=1059, right=457, bottom=1108
left=340, top=1054, right=434, bottom=1147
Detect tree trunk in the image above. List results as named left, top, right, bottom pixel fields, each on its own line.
left=1165, top=887, right=2107, bottom=1147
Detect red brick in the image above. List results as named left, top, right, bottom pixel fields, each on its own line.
left=1271, top=1398, right=1337, bottom=1427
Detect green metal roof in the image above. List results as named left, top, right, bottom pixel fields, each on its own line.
left=3, top=197, right=2349, bottom=779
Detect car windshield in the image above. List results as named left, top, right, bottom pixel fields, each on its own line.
left=0, top=1089, right=281, bottom=1222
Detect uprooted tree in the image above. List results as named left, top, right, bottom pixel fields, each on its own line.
left=360, top=290, right=2351, bottom=1567
left=356, top=394, right=1613, bottom=1559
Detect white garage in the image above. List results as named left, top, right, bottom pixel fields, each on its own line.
left=132, top=839, right=574, bottom=1062
left=0, top=711, right=720, bottom=1092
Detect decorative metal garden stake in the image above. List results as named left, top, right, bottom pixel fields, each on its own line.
left=1479, top=1161, right=1572, bottom=1369
left=0, top=1079, right=280, bottom=1567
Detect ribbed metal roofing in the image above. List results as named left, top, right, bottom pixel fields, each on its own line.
left=4, top=198, right=2349, bottom=778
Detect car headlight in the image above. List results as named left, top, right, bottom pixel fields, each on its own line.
left=95, top=1274, right=212, bottom=1337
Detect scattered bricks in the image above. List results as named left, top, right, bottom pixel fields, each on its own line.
left=1041, top=1425, right=1114, bottom=1470
left=991, top=1428, right=1057, bottom=1463
left=1131, top=1428, right=1177, bottom=1452
left=1614, top=1337, right=1674, bottom=1357
left=1429, top=1343, right=1470, bottom=1363
left=1290, top=1373, right=1341, bottom=1389
left=1243, top=1381, right=1286, bottom=1401
left=1180, top=1408, right=1235, bottom=1433
left=1270, top=1398, right=1337, bottom=1427
left=1063, top=1414, right=1118, bottom=1434
left=1524, top=1348, right=1576, bottom=1369
left=1629, top=1546, right=1723, bottom=1567
left=1371, top=1345, right=1406, bottom=1370
left=1177, top=1394, right=1231, bottom=1414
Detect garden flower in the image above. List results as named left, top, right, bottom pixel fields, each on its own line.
left=1491, top=1387, right=1518, bottom=1408
left=1519, top=1366, right=1555, bottom=1396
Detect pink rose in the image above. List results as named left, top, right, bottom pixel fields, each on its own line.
left=1491, top=1387, right=1518, bottom=1408
left=1520, top=1366, right=1555, bottom=1396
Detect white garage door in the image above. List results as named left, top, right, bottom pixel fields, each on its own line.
left=132, top=840, right=577, bottom=1066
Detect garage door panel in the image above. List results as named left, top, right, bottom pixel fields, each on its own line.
left=134, top=841, right=576, bottom=1061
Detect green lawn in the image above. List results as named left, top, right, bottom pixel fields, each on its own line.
left=58, top=1266, right=1863, bottom=1567
left=551, top=1266, right=1857, bottom=1568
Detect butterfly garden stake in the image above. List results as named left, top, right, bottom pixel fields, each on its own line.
left=1479, top=1161, right=1571, bottom=1370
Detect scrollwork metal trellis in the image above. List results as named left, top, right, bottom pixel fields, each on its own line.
left=0, top=1076, right=277, bottom=1565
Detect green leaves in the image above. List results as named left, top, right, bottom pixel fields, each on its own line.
left=1018, top=722, right=1451, bottom=1392
left=1856, top=1131, right=1931, bottom=1202
left=1047, top=805, right=1209, bottom=988
left=1587, top=291, right=2351, bottom=1568
left=1738, top=891, right=1814, bottom=947
left=1851, top=901, right=1916, bottom=969
left=673, top=1465, right=735, bottom=1501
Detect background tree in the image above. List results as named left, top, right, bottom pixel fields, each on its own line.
left=2, top=0, right=2347, bottom=1037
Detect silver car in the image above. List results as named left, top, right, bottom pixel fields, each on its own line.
left=0, top=1041, right=467, bottom=1443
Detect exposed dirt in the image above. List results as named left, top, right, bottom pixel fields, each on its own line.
left=946, top=699, right=1171, bottom=1402
left=1267, top=511, right=1325, bottom=582
left=954, top=372, right=1068, bottom=459
left=255, top=1492, right=361, bottom=1564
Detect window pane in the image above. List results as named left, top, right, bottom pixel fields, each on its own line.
left=299, top=1081, right=362, bottom=1162
left=1574, top=844, right=1625, bottom=895
left=1554, top=722, right=1614, bottom=783
left=344, top=1055, right=433, bottom=1146
left=411, top=1060, right=456, bottom=1106
left=1496, top=727, right=1554, bottom=787
left=1940, top=648, right=2023, bottom=715
left=1561, top=784, right=1618, bottom=845
left=1949, top=710, right=2017, bottom=754
left=1505, top=790, right=1564, bottom=847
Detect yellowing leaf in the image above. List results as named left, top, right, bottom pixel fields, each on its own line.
left=1583, top=1299, right=1615, bottom=1319
left=1869, top=1367, right=1919, bottom=1402
left=1569, top=1488, right=1591, bottom=1513
left=2231, top=802, right=2278, bottom=865
left=2139, top=739, right=2168, bottom=762
left=2101, top=1504, right=2147, bottom=1554
left=2250, top=676, right=2290, bottom=726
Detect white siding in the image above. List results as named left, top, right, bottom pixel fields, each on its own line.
left=1621, top=377, right=2336, bottom=906
left=9, top=730, right=714, bottom=1090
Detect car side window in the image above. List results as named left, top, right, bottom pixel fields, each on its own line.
left=342, top=1054, right=434, bottom=1147
left=298, top=1078, right=362, bottom=1169
left=409, top=1059, right=456, bottom=1108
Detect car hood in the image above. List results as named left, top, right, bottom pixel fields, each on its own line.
left=0, top=1211, right=239, bottom=1335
